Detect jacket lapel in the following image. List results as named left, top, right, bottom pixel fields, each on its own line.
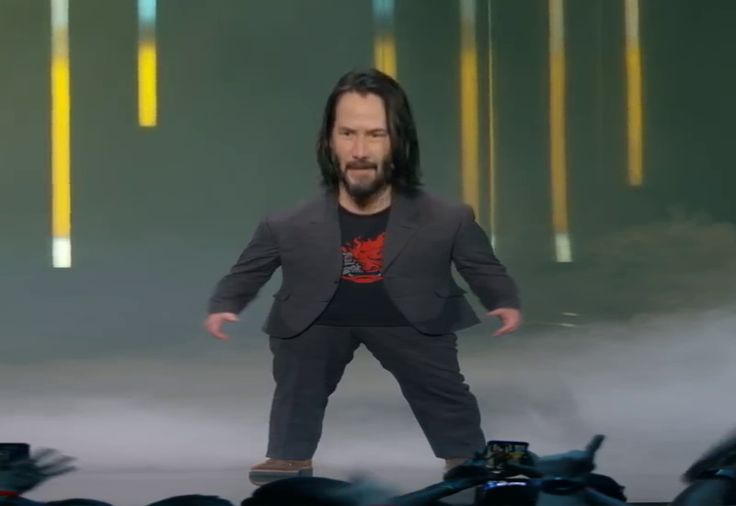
left=306, top=189, right=421, bottom=276
left=382, top=190, right=421, bottom=274
left=307, top=192, right=343, bottom=275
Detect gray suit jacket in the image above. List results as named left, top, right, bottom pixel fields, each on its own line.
left=208, top=189, right=520, bottom=337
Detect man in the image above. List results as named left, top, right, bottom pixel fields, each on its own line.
left=205, top=68, right=522, bottom=481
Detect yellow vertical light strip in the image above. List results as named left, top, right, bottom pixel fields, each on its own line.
left=625, top=0, right=643, bottom=186
left=372, top=0, right=397, bottom=78
left=51, top=0, right=71, bottom=268
left=460, top=0, right=480, bottom=217
left=549, top=0, right=572, bottom=262
left=486, top=0, right=497, bottom=247
left=138, top=0, right=158, bottom=127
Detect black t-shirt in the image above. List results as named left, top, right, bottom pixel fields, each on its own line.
left=315, top=205, right=410, bottom=327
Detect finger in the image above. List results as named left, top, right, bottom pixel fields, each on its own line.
left=585, top=435, right=606, bottom=456
left=488, top=310, right=520, bottom=325
left=40, top=456, right=77, bottom=471
left=223, top=313, right=239, bottom=322
left=211, top=330, right=230, bottom=341
left=207, top=322, right=230, bottom=341
left=492, top=321, right=519, bottom=337
left=42, top=463, right=78, bottom=478
left=41, top=455, right=77, bottom=468
left=27, top=450, right=77, bottom=478
left=33, top=449, right=76, bottom=466
left=487, top=309, right=507, bottom=318
left=31, top=448, right=58, bottom=462
left=492, top=326, right=514, bottom=337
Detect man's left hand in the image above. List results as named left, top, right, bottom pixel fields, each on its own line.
left=487, top=308, right=522, bottom=336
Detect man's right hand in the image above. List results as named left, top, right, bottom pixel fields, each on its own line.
left=205, top=312, right=239, bottom=341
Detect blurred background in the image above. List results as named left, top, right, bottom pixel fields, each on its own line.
left=1, top=0, right=735, bottom=504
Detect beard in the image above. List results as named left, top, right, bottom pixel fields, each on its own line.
left=337, top=156, right=393, bottom=203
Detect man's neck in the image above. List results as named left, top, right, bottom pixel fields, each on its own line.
left=338, top=186, right=392, bottom=215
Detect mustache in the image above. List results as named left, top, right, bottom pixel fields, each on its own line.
left=346, top=160, right=377, bottom=170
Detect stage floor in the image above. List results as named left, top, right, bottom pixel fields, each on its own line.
left=7, top=334, right=718, bottom=506
left=24, top=465, right=676, bottom=506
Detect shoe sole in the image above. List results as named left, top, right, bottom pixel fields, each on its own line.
left=249, top=468, right=314, bottom=486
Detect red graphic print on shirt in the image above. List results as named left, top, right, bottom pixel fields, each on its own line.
left=341, top=232, right=386, bottom=284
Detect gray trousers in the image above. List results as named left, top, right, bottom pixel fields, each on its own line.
left=266, top=325, right=486, bottom=460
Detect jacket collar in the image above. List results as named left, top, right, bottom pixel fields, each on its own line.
left=308, top=188, right=423, bottom=273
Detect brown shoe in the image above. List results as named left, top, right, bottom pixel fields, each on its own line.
left=444, top=457, right=470, bottom=471
left=249, top=459, right=313, bottom=485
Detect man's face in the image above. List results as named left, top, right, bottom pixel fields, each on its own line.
left=330, top=92, right=392, bottom=200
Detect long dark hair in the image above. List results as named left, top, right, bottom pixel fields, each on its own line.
left=316, top=68, right=422, bottom=194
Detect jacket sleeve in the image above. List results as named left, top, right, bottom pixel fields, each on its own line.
left=451, top=205, right=521, bottom=310
left=207, top=219, right=281, bottom=314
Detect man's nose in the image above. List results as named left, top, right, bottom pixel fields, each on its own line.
left=351, top=136, right=368, bottom=159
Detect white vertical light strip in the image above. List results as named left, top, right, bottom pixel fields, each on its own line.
left=625, top=0, right=643, bottom=186
left=487, top=0, right=497, bottom=248
left=372, top=0, right=397, bottom=77
left=51, top=0, right=72, bottom=268
left=549, top=0, right=572, bottom=263
left=460, top=0, right=480, bottom=218
left=138, top=0, right=158, bottom=127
